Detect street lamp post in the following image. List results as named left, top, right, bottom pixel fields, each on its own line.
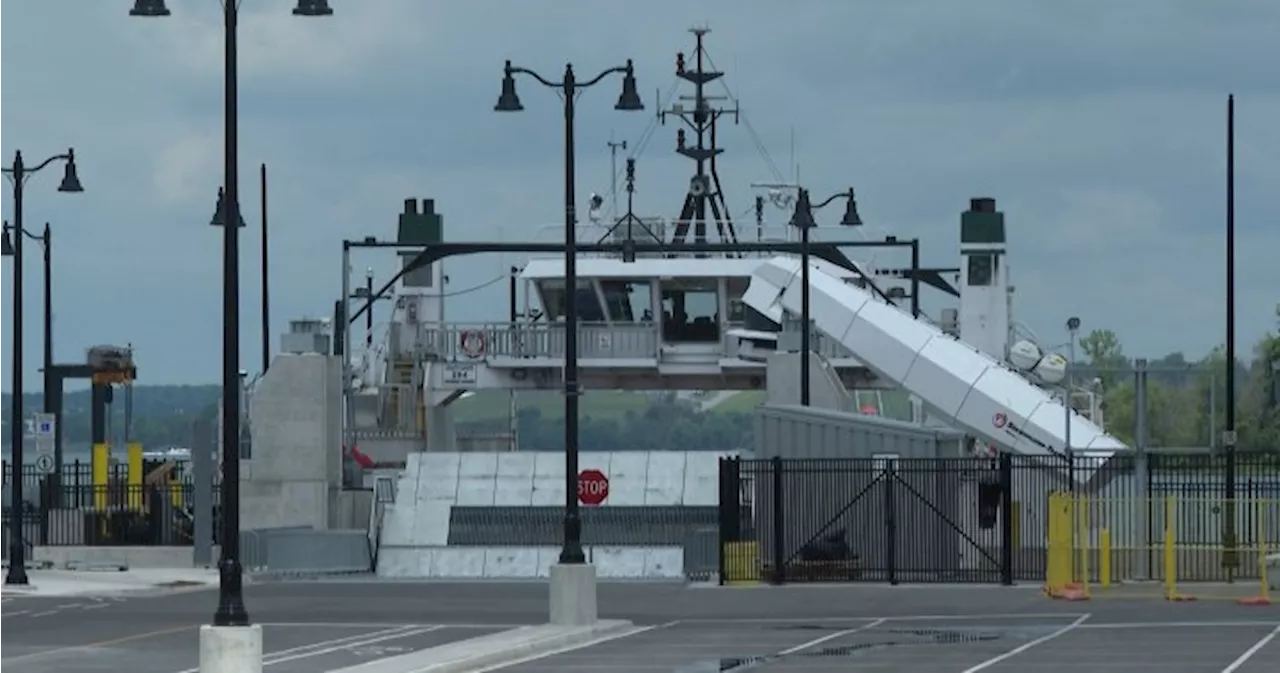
left=2, top=223, right=57, bottom=472
left=1065, top=316, right=1081, bottom=482
left=495, top=59, right=643, bottom=564
left=789, top=188, right=862, bottom=406
left=2, top=151, right=82, bottom=586
left=128, top=0, right=334, bottom=628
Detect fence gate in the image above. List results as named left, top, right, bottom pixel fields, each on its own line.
left=718, top=456, right=1014, bottom=585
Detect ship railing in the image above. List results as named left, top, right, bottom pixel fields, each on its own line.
left=415, top=322, right=660, bottom=360
left=374, top=383, right=424, bottom=436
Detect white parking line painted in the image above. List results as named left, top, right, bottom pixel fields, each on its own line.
left=262, top=625, right=446, bottom=667
left=1221, top=623, right=1280, bottom=673
left=960, top=613, right=1092, bottom=673
left=170, top=625, right=421, bottom=673
left=470, top=621, right=678, bottom=673
left=2, top=610, right=29, bottom=617
left=1079, top=621, right=1280, bottom=630
left=777, top=618, right=886, bottom=655
left=678, top=612, right=1088, bottom=624
left=30, top=610, right=60, bottom=617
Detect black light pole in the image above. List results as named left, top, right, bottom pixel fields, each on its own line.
left=789, top=187, right=862, bottom=406
left=2, top=151, right=82, bottom=586
left=4, top=224, right=58, bottom=473
left=1223, top=93, right=1238, bottom=573
left=260, top=163, right=271, bottom=373
left=129, top=0, right=334, bottom=626
left=496, top=58, right=643, bottom=563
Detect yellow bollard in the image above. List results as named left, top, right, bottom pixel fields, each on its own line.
left=1099, top=528, right=1112, bottom=588
left=723, top=541, right=762, bottom=584
left=1163, top=495, right=1177, bottom=600
left=1044, top=493, right=1060, bottom=595
left=1045, top=492, right=1070, bottom=596
left=127, top=442, right=143, bottom=510
left=92, top=442, right=110, bottom=510
left=1077, top=494, right=1091, bottom=595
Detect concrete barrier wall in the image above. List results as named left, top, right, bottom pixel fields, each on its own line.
left=33, top=545, right=199, bottom=569
left=376, top=451, right=729, bottom=579
left=378, top=545, right=684, bottom=579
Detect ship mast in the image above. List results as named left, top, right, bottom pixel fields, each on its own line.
left=660, top=26, right=741, bottom=253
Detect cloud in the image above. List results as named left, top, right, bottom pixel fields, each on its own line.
left=150, top=130, right=220, bottom=206
left=2, top=0, right=1278, bottom=387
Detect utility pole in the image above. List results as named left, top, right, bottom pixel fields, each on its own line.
left=607, top=136, right=627, bottom=217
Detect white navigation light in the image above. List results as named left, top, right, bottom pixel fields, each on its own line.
left=1035, top=352, right=1068, bottom=384
left=1008, top=340, right=1042, bottom=371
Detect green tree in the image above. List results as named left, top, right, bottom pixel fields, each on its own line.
left=1079, top=328, right=1129, bottom=386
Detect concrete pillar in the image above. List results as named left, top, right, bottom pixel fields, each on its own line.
left=199, top=625, right=262, bottom=673
left=549, top=563, right=598, bottom=626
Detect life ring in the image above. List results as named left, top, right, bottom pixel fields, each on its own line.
left=460, top=330, right=486, bottom=359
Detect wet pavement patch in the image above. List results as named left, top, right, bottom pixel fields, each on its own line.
left=716, top=628, right=1006, bottom=671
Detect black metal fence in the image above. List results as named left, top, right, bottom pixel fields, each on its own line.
left=718, top=452, right=1280, bottom=586
left=3, top=460, right=189, bottom=486
left=2, top=484, right=216, bottom=547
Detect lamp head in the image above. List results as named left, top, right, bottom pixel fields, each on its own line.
left=57, top=150, right=84, bottom=193
left=1, top=226, right=13, bottom=257
left=210, top=187, right=246, bottom=228
left=614, top=60, right=644, bottom=111
left=839, top=190, right=863, bottom=227
left=788, top=188, right=817, bottom=230
left=292, top=0, right=334, bottom=16
left=494, top=61, right=524, bottom=112
left=129, top=0, right=171, bottom=17
left=1067, top=316, right=1081, bottom=333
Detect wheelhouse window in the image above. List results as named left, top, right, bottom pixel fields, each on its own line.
left=726, top=276, right=778, bottom=332
left=967, top=254, right=996, bottom=287
left=600, top=280, right=654, bottom=323
left=537, top=280, right=605, bottom=322
left=660, top=278, right=719, bottom=342
left=726, top=277, right=749, bottom=323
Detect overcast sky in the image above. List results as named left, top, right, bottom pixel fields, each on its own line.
left=2, top=0, right=1278, bottom=389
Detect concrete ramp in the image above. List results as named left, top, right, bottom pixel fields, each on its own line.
left=376, top=451, right=731, bottom=580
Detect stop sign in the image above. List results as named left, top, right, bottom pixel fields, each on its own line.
left=577, top=469, right=609, bottom=506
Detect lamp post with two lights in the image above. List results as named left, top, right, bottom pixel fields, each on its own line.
left=127, top=0, right=334, bottom=634
left=2, top=150, right=83, bottom=586
left=493, top=59, right=643, bottom=570
left=789, top=188, right=862, bottom=406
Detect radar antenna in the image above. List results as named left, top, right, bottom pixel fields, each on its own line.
left=660, top=26, right=741, bottom=252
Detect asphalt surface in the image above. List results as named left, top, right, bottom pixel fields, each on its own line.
left=2, top=580, right=1278, bottom=672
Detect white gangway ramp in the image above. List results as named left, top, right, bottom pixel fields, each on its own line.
left=745, top=257, right=1128, bottom=479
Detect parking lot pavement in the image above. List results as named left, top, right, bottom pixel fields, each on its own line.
left=0, top=623, right=504, bottom=673
left=496, top=616, right=1280, bottom=673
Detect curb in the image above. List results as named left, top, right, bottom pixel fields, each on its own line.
left=327, top=620, right=638, bottom=673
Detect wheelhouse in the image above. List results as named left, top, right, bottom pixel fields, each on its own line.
left=519, top=257, right=779, bottom=344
